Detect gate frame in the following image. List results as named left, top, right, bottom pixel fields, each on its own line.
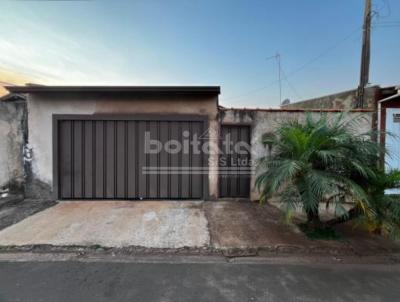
left=52, top=114, right=210, bottom=200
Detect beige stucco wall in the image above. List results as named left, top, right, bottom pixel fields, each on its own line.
left=220, top=109, right=373, bottom=201
left=27, top=92, right=219, bottom=199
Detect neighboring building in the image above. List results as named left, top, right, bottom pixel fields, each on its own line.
left=281, top=85, right=398, bottom=110
left=2, top=85, right=372, bottom=201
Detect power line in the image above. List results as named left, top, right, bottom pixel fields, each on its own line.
left=222, top=79, right=281, bottom=103
left=373, top=0, right=391, bottom=19
left=373, top=21, right=400, bottom=24
left=280, top=67, right=302, bottom=100
left=285, top=27, right=361, bottom=79
left=372, top=20, right=400, bottom=27
left=373, top=24, right=400, bottom=28
left=372, top=21, right=400, bottom=28
left=224, top=26, right=362, bottom=103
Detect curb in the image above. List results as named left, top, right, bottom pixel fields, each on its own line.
left=1, top=244, right=400, bottom=260
left=0, top=251, right=400, bottom=266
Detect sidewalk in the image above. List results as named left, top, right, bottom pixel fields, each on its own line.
left=0, top=200, right=398, bottom=258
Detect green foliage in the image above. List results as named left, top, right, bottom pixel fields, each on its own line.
left=355, top=169, right=400, bottom=239
left=256, top=112, right=381, bottom=224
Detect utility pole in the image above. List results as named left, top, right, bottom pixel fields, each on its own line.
left=357, top=0, right=372, bottom=108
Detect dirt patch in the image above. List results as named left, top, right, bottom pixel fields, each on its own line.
left=205, top=202, right=311, bottom=248
left=204, top=201, right=400, bottom=257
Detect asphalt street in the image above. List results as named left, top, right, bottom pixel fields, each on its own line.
left=0, top=260, right=399, bottom=302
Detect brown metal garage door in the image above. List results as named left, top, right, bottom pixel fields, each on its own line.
left=53, top=115, right=207, bottom=200
left=219, top=125, right=251, bottom=198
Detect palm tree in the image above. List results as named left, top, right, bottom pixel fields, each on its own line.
left=256, top=112, right=380, bottom=228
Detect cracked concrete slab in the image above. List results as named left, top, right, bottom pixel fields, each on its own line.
left=0, top=201, right=210, bottom=248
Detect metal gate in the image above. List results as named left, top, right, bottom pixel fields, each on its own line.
left=219, top=125, right=251, bottom=198
left=53, top=115, right=207, bottom=200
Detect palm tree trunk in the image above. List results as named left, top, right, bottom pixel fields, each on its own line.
left=306, top=209, right=322, bottom=228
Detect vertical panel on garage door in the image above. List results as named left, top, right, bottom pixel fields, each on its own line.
left=56, top=116, right=207, bottom=200
left=126, top=122, right=137, bottom=198
left=115, top=121, right=126, bottom=198
left=191, top=122, right=203, bottom=198
left=104, top=121, right=115, bottom=198
left=137, top=121, right=147, bottom=198
left=94, top=121, right=104, bottom=198
left=180, top=122, right=190, bottom=198
left=148, top=121, right=159, bottom=198
left=169, top=122, right=180, bottom=198
left=59, top=120, right=72, bottom=198
left=72, top=121, right=83, bottom=198
left=83, top=121, right=94, bottom=198
left=219, top=125, right=251, bottom=198
left=159, top=121, right=169, bottom=198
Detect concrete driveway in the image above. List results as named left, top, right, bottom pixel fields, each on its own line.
left=0, top=201, right=210, bottom=248
left=0, top=200, right=308, bottom=250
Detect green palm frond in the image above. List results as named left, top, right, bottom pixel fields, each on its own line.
left=256, top=112, right=385, bottom=227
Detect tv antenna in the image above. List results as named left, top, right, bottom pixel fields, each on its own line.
left=267, top=53, right=282, bottom=105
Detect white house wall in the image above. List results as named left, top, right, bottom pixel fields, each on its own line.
left=384, top=108, right=400, bottom=194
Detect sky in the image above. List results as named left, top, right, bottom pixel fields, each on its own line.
left=0, top=0, right=399, bottom=107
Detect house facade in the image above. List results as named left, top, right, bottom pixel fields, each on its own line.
left=1, top=85, right=373, bottom=201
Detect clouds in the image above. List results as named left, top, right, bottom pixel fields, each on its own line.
left=0, top=5, right=142, bottom=86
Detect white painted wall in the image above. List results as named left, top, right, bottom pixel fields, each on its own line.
left=27, top=95, right=96, bottom=185
left=384, top=108, right=400, bottom=194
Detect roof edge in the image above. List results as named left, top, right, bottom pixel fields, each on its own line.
left=5, top=85, right=221, bottom=94
left=220, top=107, right=373, bottom=113
left=378, top=93, right=400, bottom=103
